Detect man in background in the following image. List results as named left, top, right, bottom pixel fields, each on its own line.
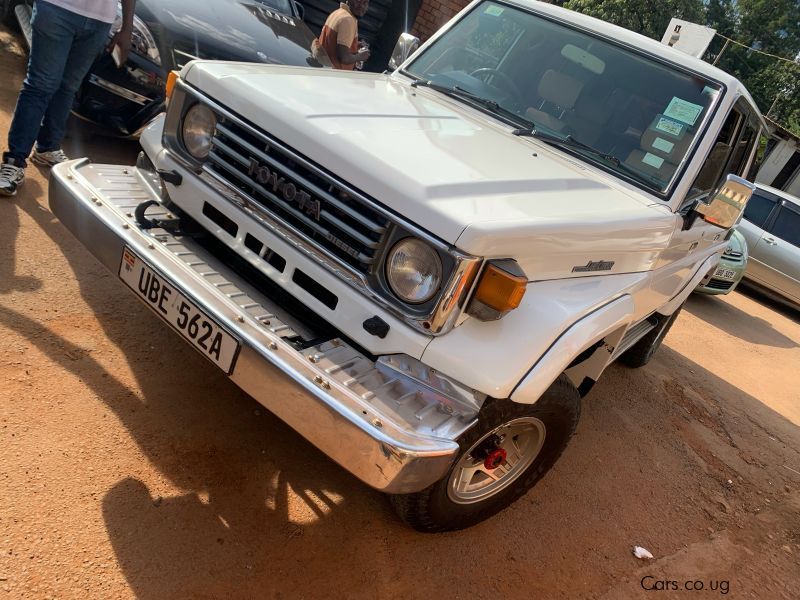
left=0, top=0, right=134, bottom=196
left=311, top=0, right=370, bottom=70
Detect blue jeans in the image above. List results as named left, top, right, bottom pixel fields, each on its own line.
left=4, top=1, right=110, bottom=166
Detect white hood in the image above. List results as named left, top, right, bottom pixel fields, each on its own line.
left=184, top=63, right=676, bottom=276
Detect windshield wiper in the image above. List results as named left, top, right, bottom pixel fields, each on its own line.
left=409, top=79, right=526, bottom=126
left=513, top=126, right=662, bottom=188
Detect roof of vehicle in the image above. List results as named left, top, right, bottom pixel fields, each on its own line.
left=755, top=183, right=800, bottom=206
left=501, top=0, right=763, bottom=116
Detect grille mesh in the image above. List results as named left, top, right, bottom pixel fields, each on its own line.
left=206, top=113, right=390, bottom=274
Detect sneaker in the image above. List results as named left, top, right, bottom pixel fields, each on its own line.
left=31, top=148, right=69, bottom=167
left=0, top=161, right=25, bottom=196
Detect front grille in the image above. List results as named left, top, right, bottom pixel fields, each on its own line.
left=206, top=113, right=391, bottom=274
left=706, top=279, right=735, bottom=291
left=722, top=250, right=744, bottom=260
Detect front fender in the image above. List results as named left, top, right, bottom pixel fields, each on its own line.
left=509, top=294, right=634, bottom=404
left=661, top=252, right=721, bottom=315
left=420, top=272, right=648, bottom=399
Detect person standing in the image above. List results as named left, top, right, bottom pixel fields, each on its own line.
left=0, top=0, right=134, bottom=196
left=311, top=0, right=370, bottom=70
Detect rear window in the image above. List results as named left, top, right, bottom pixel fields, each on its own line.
left=771, top=206, right=800, bottom=248
left=743, top=191, right=778, bottom=228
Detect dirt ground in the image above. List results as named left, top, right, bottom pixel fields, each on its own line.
left=1, top=27, right=799, bottom=600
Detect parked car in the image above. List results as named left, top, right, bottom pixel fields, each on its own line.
left=49, top=0, right=765, bottom=531
left=2, top=0, right=315, bottom=136
left=737, top=184, right=800, bottom=306
left=695, top=229, right=748, bottom=295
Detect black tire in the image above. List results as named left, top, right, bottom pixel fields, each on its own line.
left=389, top=375, right=580, bottom=532
left=619, top=305, right=683, bottom=368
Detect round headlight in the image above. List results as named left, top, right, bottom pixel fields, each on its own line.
left=385, top=238, right=443, bottom=304
left=182, top=104, right=216, bottom=159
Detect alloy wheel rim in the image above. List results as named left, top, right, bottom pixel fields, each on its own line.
left=447, top=417, right=547, bottom=504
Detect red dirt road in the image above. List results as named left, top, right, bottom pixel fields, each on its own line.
left=1, top=27, right=799, bottom=600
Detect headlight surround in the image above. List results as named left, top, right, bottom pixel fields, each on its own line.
left=385, top=238, right=443, bottom=304
left=182, top=104, right=217, bottom=160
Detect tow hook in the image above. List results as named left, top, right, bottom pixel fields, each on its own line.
left=472, top=434, right=507, bottom=470
left=134, top=199, right=183, bottom=232
left=484, top=447, right=507, bottom=470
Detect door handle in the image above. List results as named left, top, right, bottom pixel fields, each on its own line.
left=764, top=237, right=778, bottom=246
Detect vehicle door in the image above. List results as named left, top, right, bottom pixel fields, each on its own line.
left=737, top=187, right=781, bottom=285
left=750, top=200, right=800, bottom=302
left=659, top=101, right=761, bottom=301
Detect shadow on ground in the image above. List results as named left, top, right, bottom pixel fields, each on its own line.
left=685, top=292, right=798, bottom=349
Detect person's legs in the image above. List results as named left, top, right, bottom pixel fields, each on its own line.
left=35, top=15, right=110, bottom=157
left=4, top=1, right=78, bottom=167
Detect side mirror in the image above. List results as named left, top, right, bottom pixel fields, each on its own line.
left=388, top=32, right=420, bottom=71
left=293, top=1, right=305, bottom=20
left=687, top=174, right=755, bottom=230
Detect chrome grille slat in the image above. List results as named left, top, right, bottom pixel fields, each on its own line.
left=208, top=143, right=380, bottom=249
left=204, top=112, right=391, bottom=274
left=207, top=151, right=376, bottom=265
left=214, top=123, right=387, bottom=234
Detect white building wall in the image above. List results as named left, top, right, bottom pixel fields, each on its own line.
left=756, top=139, right=796, bottom=184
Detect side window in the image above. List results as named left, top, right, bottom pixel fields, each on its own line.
left=746, top=132, right=770, bottom=181
left=687, top=109, right=742, bottom=199
left=770, top=205, right=800, bottom=248
left=728, top=120, right=758, bottom=176
left=742, top=191, right=778, bottom=228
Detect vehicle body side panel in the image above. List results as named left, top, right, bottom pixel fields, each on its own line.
left=737, top=219, right=774, bottom=283
left=422, top=229, right=724, bottom=401
left=750, top=220, right=800, bottom=303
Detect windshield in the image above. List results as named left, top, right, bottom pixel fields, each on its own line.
left=404, top=1, right=723, bottom=194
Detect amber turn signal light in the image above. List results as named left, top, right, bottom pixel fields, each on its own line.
left=165, top=70, right=180, bottom=101
left=467, top=260, right=527, bottom=321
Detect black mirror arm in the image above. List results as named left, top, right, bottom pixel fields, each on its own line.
left=680, top=197, right=705, bottom=231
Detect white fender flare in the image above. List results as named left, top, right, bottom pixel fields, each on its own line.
left=659, top=252, right=720, bottom=316
left=510, top=294, right=635, bottom=404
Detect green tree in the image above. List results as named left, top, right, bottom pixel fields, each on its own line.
left=561, top=0, right=704, bottom=40
left=712, top=0, right=800, bottom=131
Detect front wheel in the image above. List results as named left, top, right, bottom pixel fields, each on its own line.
left=389, top=375, right=580, bottom=532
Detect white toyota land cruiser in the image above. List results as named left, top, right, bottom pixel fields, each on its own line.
left=50, top=0, right=764, bottom=531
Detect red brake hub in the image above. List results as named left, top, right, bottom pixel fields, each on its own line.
left=483, top=447, right=507, bottom=470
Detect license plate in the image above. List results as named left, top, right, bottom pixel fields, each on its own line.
left=714, top=267, right=737, bottom=280
left=119, top=247, right=240, bottom=373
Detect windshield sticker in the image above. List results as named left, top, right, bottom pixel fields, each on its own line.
left=702, top=86, right=719, bottom=98
left=663, top=97, right=704, bottom=125
left=652, top=137, right=675, bottom=154
left=484, top=5, right=504, bottom=16
left=642, top=153, right=665, bottom=169
left=655, top=117, right=684, bottom=137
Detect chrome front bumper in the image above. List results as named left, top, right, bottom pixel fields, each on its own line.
left=49, top=159, right=478, bottom=493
